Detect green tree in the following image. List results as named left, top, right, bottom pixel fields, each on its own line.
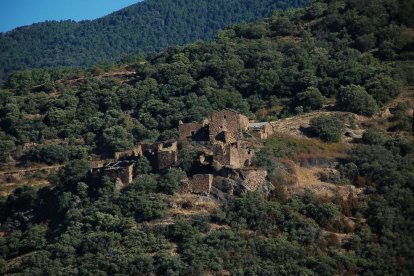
left=134, top=156, right=152, bottom=175
left=309, top=115, right=345, bottom=142
left=102, top=126, right=134, bottom=153
left=0, top=132, right=15, bottom=163
left=158, top=168, right=187, bottom=195
left=292, top=87, right=325, bottom=112
left=336, top=85, right=378, bottom=116
left=362, top=129, right=389, bottom=146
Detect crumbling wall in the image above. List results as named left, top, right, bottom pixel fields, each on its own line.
left=91, top=162, right=134, bottom=186
left=103, top=165, right=133, bottom=186
left=249, top=122, right=273, bottom=140
left=209, top=109, right=249, bottom=144
left=142, top=142, right=178, bottom=172
left=213, top=142, right=254, bottom=168
left=212, top=144, right=229, bottom=167
left=114, top=146, right=143, bottom=161
left=179, top=122, right=204, bottom=140
left=236, top=141, right=255, bottom=167
left=157, top=142, right=178, bottom=171
left=179, top=120, right=209, bottom=141
left=181, top=174, right=213, bottom=195
left=239, top=114, right=250, bottom=131
left=90, top=160, right=105, bottom=168
left=241, top=169, right=268, bottom=191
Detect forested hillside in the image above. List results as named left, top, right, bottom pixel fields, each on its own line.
left=0, top=0, right=308, bottom=82
left=0, top=0, right=414, bottom=274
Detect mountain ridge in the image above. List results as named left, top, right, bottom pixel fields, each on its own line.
left=0, top=0, right=308, bottom=81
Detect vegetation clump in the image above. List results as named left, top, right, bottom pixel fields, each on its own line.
left=309, top=115, right=345, bottom=142
left=336, top=85, right=379, bottom=116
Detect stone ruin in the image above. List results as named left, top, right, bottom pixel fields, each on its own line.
left=177, top=109, right=274, bottom=197
left=91, top=109, right=273, bottom=197
left=181, top=174, right=213, bottom=195
left=91, top=141, right=178, bottom=186
left=179, top=119, right=209, bottom=141
left=240, top=169, right=269, bottom=191
left=91, top=160, right=135, bottom=187
left=141, top=141, right=178, bottom=172
left=248, top=122, right=273, bottom=140
left=112, top=141, right=178, bottom=172
left=179, top=109, right=273, bottom=143
left=209, top=109, right=249, bottom=144
left=212, top=141, right=254, bottom=169
left=114, top=146, right=143, bottom=161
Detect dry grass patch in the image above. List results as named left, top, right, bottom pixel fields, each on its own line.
left=262, top=134, right=348, bottom=161
left=170, top=194, right=219, bottom=216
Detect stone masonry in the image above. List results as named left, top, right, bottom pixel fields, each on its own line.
left=114, top=146, right=143, bottom=161
left=91, top=161, right=134, bottom=186
left=142, top=141, right=178, bottom=172
left=212, top=141, right=254, bottom=169
left=248, top=122, right=273, bottom=140
left=240, top=169, right=268, bottom=191
left=181, top=174, right=213, bottom=195
left=90, top=109, right=270, bottom=194
left=209, top=109, right=249, bottom=144
left=179, top=119, right=209, bottom=141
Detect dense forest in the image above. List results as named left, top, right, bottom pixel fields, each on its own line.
left=0, top=0, right=308, bottom=82
left=0, top=0, right=414, bottom=274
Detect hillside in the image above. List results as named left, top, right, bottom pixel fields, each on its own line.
left=0, top=0, right=308, bottom=82
left=0, top=0, right=414, bottom=274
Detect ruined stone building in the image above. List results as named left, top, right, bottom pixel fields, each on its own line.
left=112, top=142, right=178, bottom=173
left=176, top=109, right=273, bottom=195
left=209, top=109, right=249, bottom=144
left=248, top=122, right=273, bottom=140
left=178, top=119, right=209, bottom=141
left=91, top=141, right=178, bottom=189
left=91, top=161, right=135, bottom=187
left=212, top=141, right=255, bottom=169
left=181, top=174, right=213, bottom=195
left=91, top=109, right=271, bottom=195
left=179, top=109, right=271, bottom=144
left=141, top=141, right=178, bottom=172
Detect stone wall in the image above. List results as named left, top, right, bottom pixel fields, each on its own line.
left=103, top=165, right=133, bottom=186
left=91, top=161, right=134, bottom=186
left=157, top=142, right=178, bottom=171
left=235, top=141, right=255, bottom=167
left=249, top=123, right=273, bottom=139
left=142, top=142, right=178, bottom=172
left=209, top=109, right=249, bottom=144
left=213, top=142, right=254, bottom=169
left=114, top=146, right=143, bottom=161
left=181, top=174, right=213, bottom=195
left=179, top=120, right=209, bottom=141
left=240, top=169, right=268, bottom=191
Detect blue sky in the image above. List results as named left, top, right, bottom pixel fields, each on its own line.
left=0, top=0, right=141, bottom=32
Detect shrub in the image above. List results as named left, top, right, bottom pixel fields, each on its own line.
left=134, top=156, right=152, bottom=175
left=158, top=168, right=187, bottom=195
left=293, top=87, right=325, bottom=112
left=28, top=144, right=70, bottom=165
left=362, top=129, right=389, bottom=145
left=309, top=115, right=345, bottom=142
left=336, top=85, right=378, bottom=116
